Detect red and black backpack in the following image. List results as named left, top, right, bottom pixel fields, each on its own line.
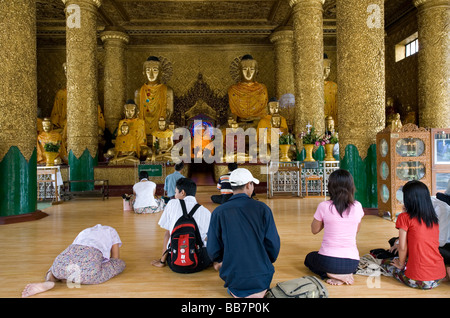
left=166, top=199, right=203, bottom=273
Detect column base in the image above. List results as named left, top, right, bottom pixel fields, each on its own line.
left=0, top=210, right=48, bottom=225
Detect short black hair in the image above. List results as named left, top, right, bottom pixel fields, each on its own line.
left=139, top=171, right=148, bottom=180
left=176, top=178, right=197, bottom=197
left=175, top=162, right=184, bottom=171
left=228, top=162, right=238, bottom=172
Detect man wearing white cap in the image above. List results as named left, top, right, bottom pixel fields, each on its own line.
left=207, top=168, right=280, bottom=298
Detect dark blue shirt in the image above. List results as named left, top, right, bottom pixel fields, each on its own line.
left=207, top=193, right=280, bottom=297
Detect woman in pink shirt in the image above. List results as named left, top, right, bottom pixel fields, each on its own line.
left=304, top=169, right=364, bottom=286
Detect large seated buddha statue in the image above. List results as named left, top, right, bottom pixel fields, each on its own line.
left=137, top=56, right=174, bottom=136
left=37, top=118, right=67, bottom=165
left=228, top=54, right=268, bottom=127
left=150, top=116, right=174, bottom=162
left=257, top=98, right=288, bottom=142
left=108, top=100, right=149, bottom=165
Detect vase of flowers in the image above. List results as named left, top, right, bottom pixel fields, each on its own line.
left=299, top=126, right=320, bottom=162
left=43, top=142, right=61, bottom=166
left=279, top=134, right=294, bottom=162
left=323, top=132, right=339, bottom=161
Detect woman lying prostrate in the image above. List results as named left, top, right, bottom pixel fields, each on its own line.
left=22, top=224, right=125, bottom=297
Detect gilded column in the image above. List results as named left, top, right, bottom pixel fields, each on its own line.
left=337, top=0, right=385, bottom=207
left=414, top=0, right=450, bottom=128
left=63, top=0, right=101, bottom=190
left=0, top=0, right=39, bottom=220
left=100, top=26, right=130, bottom=134
left=269, top=28, right=295, bottom=100
left=289, top=0, right=325, bottom=136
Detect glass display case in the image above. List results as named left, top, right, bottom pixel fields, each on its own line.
left=431, top=128, right=450, bottom=195
left=376, top=124, right=431, bottom=221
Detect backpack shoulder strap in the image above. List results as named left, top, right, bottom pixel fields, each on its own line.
left=188, top=203, right=201, bottom=218
left=179, top=199, right=188, bottom=217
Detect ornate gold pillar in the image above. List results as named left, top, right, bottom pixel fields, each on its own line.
left=0, top=0, right=40, bottom=221
left=100, top=26, right=130, bottom=134
left=270, top=28, right=295, bottom=99
left=289, top=0, right=325, bottom=136
left=414, top=0, right=450, bottom=128
left=63, top=0, right=101, bottom=188
left=337, top=0, right=385, bottom=207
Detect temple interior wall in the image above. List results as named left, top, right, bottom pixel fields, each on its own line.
left=36, top=11, right=417, bottom=127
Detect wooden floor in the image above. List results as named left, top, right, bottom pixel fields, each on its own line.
left=1, top=186, right=449, bottom=299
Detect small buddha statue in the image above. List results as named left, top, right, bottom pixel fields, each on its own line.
left=325, top=115, right=335, bottom=134
left=223, top=121, right=248, bottom=162
left=403, top=104, right=417, bottom=125
left=390, top=113, right=403, bottom=132
left=385, top=97, right=398, bottom=127
left=257, top=98, right=288, bottom=142
left=151, top=116, right=174, bottom=162
left=37, top=118, right=66, bottom=165
left=109, top=122, right=140, bottom=165
left=137, top=56, right=174, bottom=136
left=228, top=54, right=268, bottom=125
left=108, top=101, right=149, bottom=165
left=324, top=54, right=338, bottom=128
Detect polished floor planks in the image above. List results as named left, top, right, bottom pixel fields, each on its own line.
left=0, top=188, right=449, bottom=298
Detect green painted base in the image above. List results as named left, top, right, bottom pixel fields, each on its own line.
left=68, top=149, right=98, bottom=191
left=0, top=147, right=37, bottom=217
left=340, top=144, right=377, bottom=208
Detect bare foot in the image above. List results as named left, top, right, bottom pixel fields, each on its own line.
left=326, top=273, right=354, bottom=285
left=22, top=281, right=55, bottom=297
left=213, top=262, right=222, bottom=271
left=151, top=259, right=166, bottom=268
left=326, top=278, right=344, bottom=286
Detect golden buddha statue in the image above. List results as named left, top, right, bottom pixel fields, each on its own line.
left=109, top=122, right=140, bottom=165
left=37, top=118, right=67, bottom=165
left=385, top=97, right=398, bottom=127
left=51, top=63, right=105, bottom=132
left=191, top=122, right=215, bottom=160
left=108, top=101, right=149, bottom=165
left=325, top=115, right=335, bottom=134
left=403, top=104, right=417, bottom=125
left=390, top=113, right=403, bottom=132
left=228, top=55, right=268, bottom=125
left=137, top=56, right=174, bottom=136
left=324, top=55, right=338, bottom=128
left=257, top=99, right=288, bottom=142
left=151, top=116, right=174, bottom=162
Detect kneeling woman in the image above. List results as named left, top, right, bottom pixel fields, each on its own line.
left=304, top=169, right=364, bottom=285
left=22, top=224, right=125, bottom=297
left=381, top=180, right=446, bottom=289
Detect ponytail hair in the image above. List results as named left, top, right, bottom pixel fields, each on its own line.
left=328, top=169, right=355, bottom=217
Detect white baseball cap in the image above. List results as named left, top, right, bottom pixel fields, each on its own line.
left=229, top=168, right=260, bottom=186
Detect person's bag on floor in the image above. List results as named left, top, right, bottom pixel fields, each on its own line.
left=265, top=276, right=328, bottom=298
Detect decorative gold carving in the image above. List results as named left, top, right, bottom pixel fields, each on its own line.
left=101, top=28, right=130, bottom=133
left=64, top=0, right=101, bottom=159
left=270, top=28, right=295, bottom=100
left=336, top=0, right=385, bottom=159
left=290, top=0, right=325, bottom=138
left=0, top=0, right=37, bottom=162
left=415, top=0, right=450, bottom=128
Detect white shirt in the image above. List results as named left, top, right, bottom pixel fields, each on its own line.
left=72, top=224, right=122, bottom=260
left=133, top=179, right=157, bottom=208
left=432, top=196, right=450, bottom=246
left=158, top=196, right=211, bottom=248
